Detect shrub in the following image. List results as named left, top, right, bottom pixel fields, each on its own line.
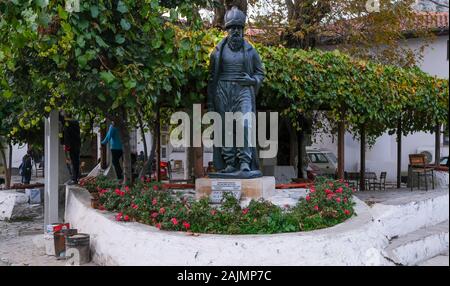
left=93, top=176, right=355, bottom=234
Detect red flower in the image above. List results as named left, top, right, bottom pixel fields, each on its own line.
left=125, top=186, right=130, bottom=193
left=327, top=194, right=334, bottom=200
left=344, top=197, right=348, bottom=203
left=314, top=205, right=319, bottom=211
left=152, top=198, right=157, bottom=206
left=131, top=203, right=138, bottom=210
left=140, top=176, right=145, bottom=182
left=344, top=209, right=351, bottom=215
left=242, top=208, right=249, bottom=215
left=146, top=177, right=151, bottom=183
left=182, top=221, right=190, bottom=230
left=171, top=218, right=178, bottom=225
left=335, top=197, right=341, bottom=203
left=153, top=185, right=159, bottom=191
left=151, top=212, right=158, bottom=218
left=336, top=187, right=343, bottom=194
left=115, top=188, right=121, bottom=195
left=305, top=195, right=311, bottom=202
left=155, top=223, right=162, bottom=229
left=345, top=183, right=349, bottom=187
left=210, top=209, right=217, bottom=216
left=98, top=205, right=105, bottom=211
left=124, top=215, right=130, bottom=221
left=325, top=189, right=333, bottom=195
left=159, top=207, right=166, bottom=214
left=115, top=212, right=123, bottom=221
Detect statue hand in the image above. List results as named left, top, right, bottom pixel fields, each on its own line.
left=235, top=73, right=256, bottom=86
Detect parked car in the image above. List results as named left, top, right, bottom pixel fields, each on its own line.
left=440, top=156, right=449, bottom=167
left=306, top=147, right=337, bottom=177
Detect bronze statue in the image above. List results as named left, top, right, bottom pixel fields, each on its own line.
left=207, top=6, right=265, bottom=179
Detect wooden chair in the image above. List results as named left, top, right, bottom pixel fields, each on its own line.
left=409, top=154, right=435, bottom=191
left=167, top=160, right=193, bottom=184
left=369, top=172, right=387, bottom=191
left=344, top=171, right=358, bottom=190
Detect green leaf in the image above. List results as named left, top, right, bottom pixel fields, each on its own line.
left=117, top=1, right=129, bottom=13
left=100, top=71, right=116, bottom=84
left=36, top=0, right=48, bottom=8
left=124, top=79, right=136, bottom=89
left=90, top=6, right=99, bottom=18
left=120, top=19, right=131, bottom=31
left=3, top=90, right=13, bottom=99
left=115, top=34, right=125, bottom=44
left=95, top=36, right=109, bottom=48
left=57, top=5, right=68, bottom=20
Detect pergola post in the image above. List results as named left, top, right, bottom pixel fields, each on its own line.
left=397, top=118, right=402, bottom=188
left=156, top=107, right=161, bottom=182
left=435, top=123, right=441, bottom=167
left=193, top=104, right=204, bottom=179
left=359, top=125, right=366, bottom=191
left=337, top=120, right=345, bottom=180
left=44, top=110, right=59, bottom=228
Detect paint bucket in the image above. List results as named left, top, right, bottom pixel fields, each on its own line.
left=54, top=229, right=78, bottom=258
left=66, top=234, right=90, bottom=265
left=44, top=223, right=70, bottom=256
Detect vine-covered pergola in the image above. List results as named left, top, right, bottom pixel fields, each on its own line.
left=0, top=2, right=448, bottom=198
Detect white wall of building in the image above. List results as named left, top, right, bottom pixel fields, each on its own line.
left=311, top=35, right=449, bottom=181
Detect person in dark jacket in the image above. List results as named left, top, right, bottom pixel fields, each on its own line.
left=20, top=150, right=33, bottom=184
left=60, top=111, right=81, bottom=185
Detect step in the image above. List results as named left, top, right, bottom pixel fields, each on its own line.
left=383, top=221, right=449, bottom=266
left=418, top=254, right=449, bottom=266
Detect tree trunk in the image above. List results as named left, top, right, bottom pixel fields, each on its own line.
left=114, top=110, right=132, bottom=185
left=297, top=129, right=304, bottom=179
left=0, top=147, right=10, bottom=189
left=139, top=124, right=157, bottom=179
left=213, top=0, right=226, bottom=28
left=100, top=126, right=107, bottom=169
left=137, top=111, right=148, bottom=161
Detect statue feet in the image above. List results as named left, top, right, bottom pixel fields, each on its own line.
left=240, top=162, right=250, bottom=172
left=220, top=165, right=238, bottom=173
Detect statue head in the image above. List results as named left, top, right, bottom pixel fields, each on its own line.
left=224, top=6, right=246, bottom=30
left=224, top=6, right=246, bottom=51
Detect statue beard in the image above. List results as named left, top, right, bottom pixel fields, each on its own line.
left=227, top=34, right=244, bottom=52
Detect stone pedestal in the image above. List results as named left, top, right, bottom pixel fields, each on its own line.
left=195, top=176, right=276, bottom=201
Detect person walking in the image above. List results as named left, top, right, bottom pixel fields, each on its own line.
left=61, top=112, right=81, bottom=185
left=101, top=121, right=123, bottom=180
left=20, top=150, right=33, bottom=185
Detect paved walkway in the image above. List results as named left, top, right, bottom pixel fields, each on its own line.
left=354, top=187, right=448, bottom=205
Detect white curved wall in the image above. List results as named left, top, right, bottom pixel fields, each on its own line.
left=65, top=187, right=391, bottom=266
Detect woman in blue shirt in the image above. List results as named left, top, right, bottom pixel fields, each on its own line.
left=101, top=122, right=123, bottom=180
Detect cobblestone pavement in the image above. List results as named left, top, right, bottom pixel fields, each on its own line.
left=0, top=209, right=95, bottom=266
